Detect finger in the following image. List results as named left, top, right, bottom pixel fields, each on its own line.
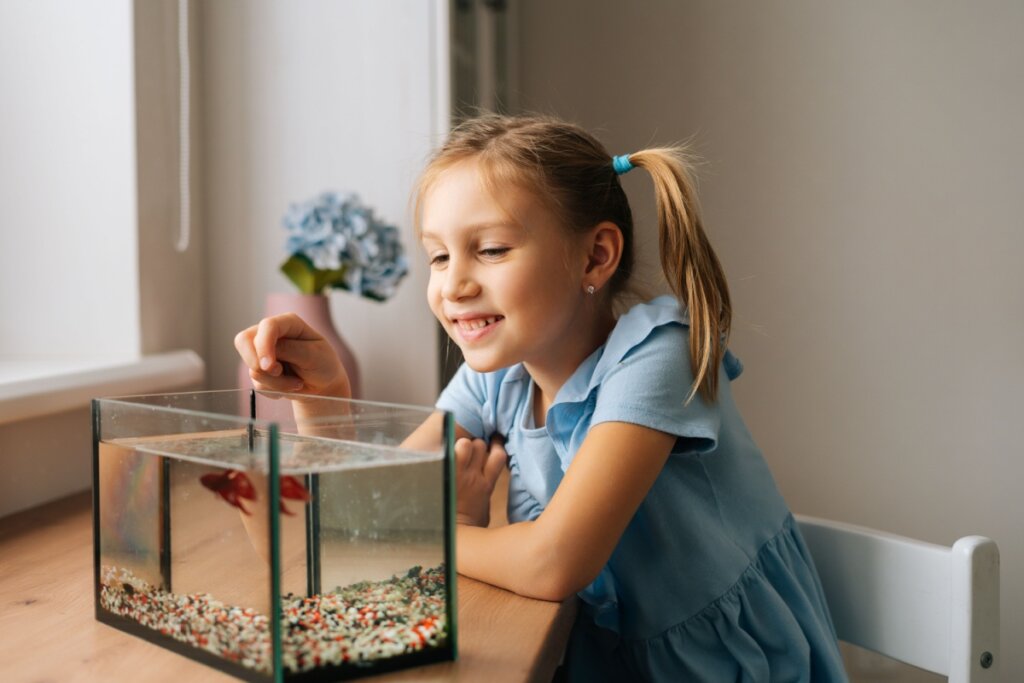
left=454, top=438, right=475, bottom=471
left=483, top=441, right=508, bottom=489
left=468, top=438, right=488, bottom=473
left=275, top=337, right=338, bottom=373
left=253, top=314, right=323, bottom=375
left=251, top=319, right=284, bottom=375
left=234, top=326, right=261, bottom=371
left=249, top=367, right=304, bottom=393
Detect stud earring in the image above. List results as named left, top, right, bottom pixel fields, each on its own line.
left=586, top=285, right=596, bottom=295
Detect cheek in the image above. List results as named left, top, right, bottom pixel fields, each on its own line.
left=425, top=275, right=443, bottom=314
left=510, top=261, right=566, bottom=300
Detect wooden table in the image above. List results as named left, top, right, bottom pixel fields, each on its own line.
left=0, top=471, right=577, bottom=682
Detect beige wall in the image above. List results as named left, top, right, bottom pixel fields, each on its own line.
left=198, top=1, right=446, bottom=406
left=518, top=0, right=1022, bottom=677
left=135, top=0, right=207, bottom=360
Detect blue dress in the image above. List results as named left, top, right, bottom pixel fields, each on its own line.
left=437, top=296, right=848, bottom=682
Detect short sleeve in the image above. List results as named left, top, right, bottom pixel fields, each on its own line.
left=435, top=363, right=489, bottom=438
left=590, top=322, right=721, bottom=455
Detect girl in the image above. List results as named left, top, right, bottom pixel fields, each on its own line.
left=236, top=114, right=848, bottom=682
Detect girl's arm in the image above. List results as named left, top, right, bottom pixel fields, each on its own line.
left=457, top=420, right=676, bottom=601
left=399, top=410, right=473, bottom=449
left=236, top=314, right=506, bottom=525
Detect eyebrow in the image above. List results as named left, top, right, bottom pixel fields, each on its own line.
left=420, top=221, right=521, bottom=242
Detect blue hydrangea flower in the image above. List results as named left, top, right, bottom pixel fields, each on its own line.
left=280, top=191, right=409, bottom=300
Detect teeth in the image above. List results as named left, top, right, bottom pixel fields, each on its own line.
left=459, top=316, right=499, bottom=331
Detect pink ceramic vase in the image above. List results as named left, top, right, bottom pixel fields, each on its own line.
left=236, top=292, right=362, bottom=399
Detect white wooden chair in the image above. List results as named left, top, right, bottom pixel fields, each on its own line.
left=795, top=515, right=1000, bottom=682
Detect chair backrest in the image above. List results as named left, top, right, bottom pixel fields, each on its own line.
left=795, top=515, right=999, bottom=683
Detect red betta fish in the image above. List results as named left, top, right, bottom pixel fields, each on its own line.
left=199, top=470, right=312, bottom=516
left=279, top=475, right=312, bottom=516
left=200, top=469, right=257, bottom=515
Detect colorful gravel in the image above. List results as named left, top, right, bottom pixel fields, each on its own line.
left=99, top=564, right=449, bottom=674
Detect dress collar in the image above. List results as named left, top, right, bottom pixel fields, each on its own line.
left=497, top=295, right=741, bottom=411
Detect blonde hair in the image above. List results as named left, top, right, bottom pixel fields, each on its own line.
left=416, top=114, right=731, bottom=403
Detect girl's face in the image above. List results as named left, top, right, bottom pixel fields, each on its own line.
left=420, top=161, right=586, bottom=374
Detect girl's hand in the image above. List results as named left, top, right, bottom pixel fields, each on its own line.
left=234, top=313, right=351, bottom=399
left=455, top=435, right=508, bottom=527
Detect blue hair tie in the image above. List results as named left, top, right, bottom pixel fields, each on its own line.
left=612, top=154, right=634, bottom=175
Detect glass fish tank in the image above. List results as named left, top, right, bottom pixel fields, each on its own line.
left=92, top=390, right=456, bottom=681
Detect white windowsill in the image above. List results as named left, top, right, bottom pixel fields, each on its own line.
left=0, top=350, right=205, bottom=424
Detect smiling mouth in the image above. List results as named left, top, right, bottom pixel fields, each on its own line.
left=456, top=315, right=504, bottom=331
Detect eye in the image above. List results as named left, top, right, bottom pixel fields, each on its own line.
left=429, top=253, right=449, bottom=266
left=479, top=247, right=510, bottom=259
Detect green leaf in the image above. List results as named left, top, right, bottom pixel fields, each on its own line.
left=280, top=254, right=349, bottom=295
left=280, top=254, right=318, bottom=294
left=314, top=264, right=349, bottom=294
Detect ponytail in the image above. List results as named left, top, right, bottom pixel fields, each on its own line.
left=628, top=149, right=732, bottom=404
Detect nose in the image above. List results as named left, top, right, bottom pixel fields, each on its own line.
left=441, top=256, right=480, bottom=301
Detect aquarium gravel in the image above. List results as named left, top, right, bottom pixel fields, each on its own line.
left=99, top=564, right=448, bottom=673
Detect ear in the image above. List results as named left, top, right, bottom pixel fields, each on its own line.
left=582, top=221, right=624, bottom=290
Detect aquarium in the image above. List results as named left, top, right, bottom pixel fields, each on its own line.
left=92, top=390, right=456, bottom=682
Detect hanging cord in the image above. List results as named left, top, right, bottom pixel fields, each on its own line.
left=175, top=0, right=191, bottom=252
